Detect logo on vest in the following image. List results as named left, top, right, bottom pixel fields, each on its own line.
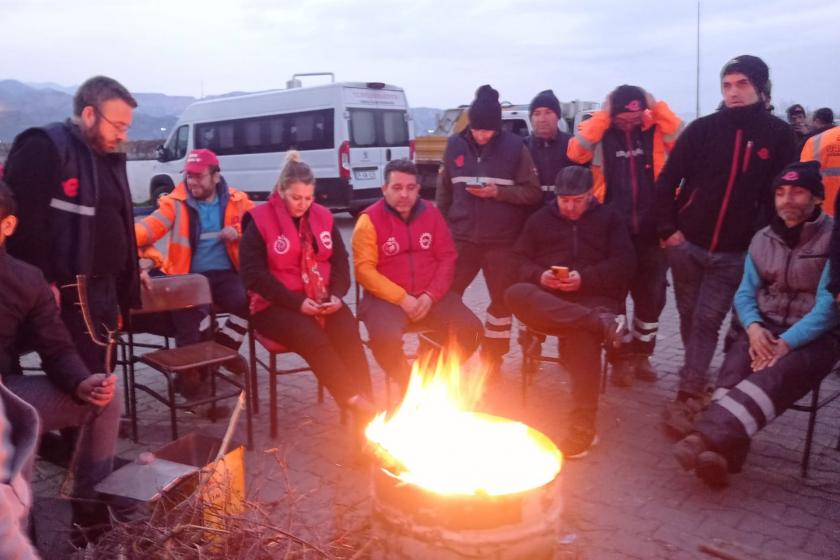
left=273, top=234, right=290, bottom=255
left=454, top=154, right=465, bottom=168
left=62, top=177, right=80, bottom=198
left=757, top=147, right=770, bottom=160
left=382, top=237, right=400, bottom=256
left=419, top=232, right=432, bottom=249
left=320, top=231, right=333, bottom=249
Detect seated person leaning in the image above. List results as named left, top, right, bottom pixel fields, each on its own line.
left=352, top=159, right=482, bottom=389
left=505, top=166, right=634, bottom=459
left=673, top=161, right=840, bottom=486
left=239, top=151, right=373, bottom=419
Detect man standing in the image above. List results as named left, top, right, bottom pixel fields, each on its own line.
left=436, top=84, right=541, bottom=375
left=673, top=161, right=839, bottom=486
left=4, top=75, right=140, bottom=375
left=525, top=89, right=574, bottom=203
left=568, top=85, right=683, bottom=385
left=135, top=148, right=253, bottom=380
left=801, top=116, right=840, bottom=218
left=655, top=55, right=797, bottom=435
left=506, top=166, right=634, bottom=458
left=353, top=159, right=482, bottom=388
left=0, top=181, right=121, bottom=542
left=805, top=108, right=835, bottom=140
left=786, top=104, right=809, bottom=150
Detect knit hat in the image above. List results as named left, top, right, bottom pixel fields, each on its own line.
left=611, top=85, right=647, bottom=115
left=468, top=84, right=502, bottom=131
left=772, top=161, right=824, bottom=198
left=529, top=89, right=561, bottom=117
left=554, top=166, right=593, bottom=196
left=720, top=55, right=769, bottom=96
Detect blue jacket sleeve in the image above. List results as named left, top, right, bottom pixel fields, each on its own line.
left=780, top=264, right=840, bottom=349
left=733, top=255, right=763, bottom=328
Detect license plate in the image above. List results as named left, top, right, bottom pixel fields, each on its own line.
left=354, top=168, right=377, bottom=181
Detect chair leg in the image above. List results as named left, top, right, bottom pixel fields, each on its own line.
left=600, top=354, right=608, bottom=395
left=801, top=387, right=820, bottom=478
left=244, top=350, right=254, bottom=450
left=166, top=373, right=179, bottom=441
left=248, top=329, right=260, bottom=414
left=128, top=333, right=139, bottom=443
left=270, top=353, right=278, bottom=440
left=119, top=339, right=131, bottom=418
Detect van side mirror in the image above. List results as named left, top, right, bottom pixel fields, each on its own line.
left=156, top=145, right=168, bottom=162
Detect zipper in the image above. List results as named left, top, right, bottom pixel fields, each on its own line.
left=779, top=246, right=794, bottom=325
left=678, top=190, right=698, bottom=214
left=709, top=129, right=743, bottom=253
left=406, top=221, right=416, bottom=294
left=742, top=140, right=754, bottom=174
left=626, top=130, right=640, bottom=234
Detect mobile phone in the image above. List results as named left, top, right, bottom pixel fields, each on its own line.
left=551, top=266, right=570, bottom=279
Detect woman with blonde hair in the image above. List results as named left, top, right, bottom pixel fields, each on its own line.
left=240, top=151, right=372, bottom=423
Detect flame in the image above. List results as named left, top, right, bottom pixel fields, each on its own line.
left=365, top=351, right=561, bottom=496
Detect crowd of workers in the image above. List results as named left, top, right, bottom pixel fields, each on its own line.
left=0, top=52, right=838, bottom=554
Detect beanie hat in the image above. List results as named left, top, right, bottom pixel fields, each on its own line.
left=554, top=166, right=593, bottom=196
left=468, top=84, right=502, bottom=131
left=720, top=55, right=769, bottom=96
left=611, top=85, right=647, bottom=115
left=529, top=89, right=561, bottom=117
left=772, top=161, right=824, bottom=198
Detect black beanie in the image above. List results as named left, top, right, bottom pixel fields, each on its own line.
left=529, top=89, right=561, bottom=117
left=611, top=85, right=647, bottom=115
left=720, top=55, right=769, bottom=96
left=772, top=161, right=824, bottom=198
left=554, top=166, right=593, bottom=196
left=468, top=85, right=502, bottom=131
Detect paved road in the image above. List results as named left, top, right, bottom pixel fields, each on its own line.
left=32, top=214, right=840, bottom=558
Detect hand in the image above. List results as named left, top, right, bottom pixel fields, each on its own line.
left=76, top=373, right=117, bottom=407
left=662, top=230, right=686, bottom=248
left=49, top=282, right=61, bottom=307
left=300, top=298, right=322, bottom=316
left=399, top=294, right=421, bottom=319
left=556, top=270, right=582, bottom=292
left=746, top=323, right=777, bottom=365
left=318, top=295, right=343, bottom=315
left=140, top=269, right=153, bottom=291
left=413, top=293, right=433, bottom=322
left=465, top=184, right=498, bottom=199
left=540, top=269, right=564, bottom=290
left=219, top=226, right=239, bottom=242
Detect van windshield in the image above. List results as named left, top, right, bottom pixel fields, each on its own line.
left=348, top=109, right=409, bottom=148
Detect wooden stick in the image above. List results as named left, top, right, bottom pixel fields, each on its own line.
left=214, top=391, right=245, bottom=462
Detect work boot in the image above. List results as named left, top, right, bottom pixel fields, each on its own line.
left=673, top=433, right=707, bottom=471
left=662, top=395, right=708, bottom=438
left=222, top=353, right=249, bottom=377
left=596, top=310, right=626, bottom=349
left=610, top=358, right=635, bottom=387
left=560, top=420, right=598, bottom=460
left=347, top=394, right=378, bottom=451
left=70, top=501, right=111, bottom=548
left=695, top=451, right=729, bottom=487
left=634, top=356, right=658, bottom=382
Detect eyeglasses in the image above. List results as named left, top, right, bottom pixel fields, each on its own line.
left=95, top=108, right=131, bottom=134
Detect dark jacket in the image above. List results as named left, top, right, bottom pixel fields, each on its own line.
left=436, top=128, right=541, bottom=244
left=4, top=121, right=140, bottom=313
left=513, top=200, right=636, bottom=305
left=524, top=131, right=574, bottom=202
left=0, top=248, right=90, bottom=395
left=654, top=102, right=797, bottom=253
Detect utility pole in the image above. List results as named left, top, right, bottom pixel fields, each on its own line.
left=696, top=0, right=701, bottom=118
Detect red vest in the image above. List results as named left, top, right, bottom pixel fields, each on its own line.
left=363, top=199, right=453, bottom=300
left=248, top=193, right=334, bottom=313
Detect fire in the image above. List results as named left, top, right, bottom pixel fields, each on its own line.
left=365, top=352, right=562, bottom=496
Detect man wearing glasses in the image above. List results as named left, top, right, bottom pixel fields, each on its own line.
left=2, top=76, right=139, bottom=538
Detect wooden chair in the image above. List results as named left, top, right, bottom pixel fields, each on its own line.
left=125, top=274, right=252, bottom=447
left=790, top=368, right=840, bottom=477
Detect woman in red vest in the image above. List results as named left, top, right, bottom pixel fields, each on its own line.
left=240, top=151, right=372, bottom=419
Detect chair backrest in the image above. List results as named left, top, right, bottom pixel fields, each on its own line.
left=132, top=274, right=214, bottom=315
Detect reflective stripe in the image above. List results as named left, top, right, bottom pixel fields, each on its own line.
left=199, top=231, right=220, bottom=240
left=226, top=314, right=248, bottom=328
left=486, top=315, right=513, bottom=327
left=137, top=220, right=155, bottom=243
left=631, top=330, right=657, bottom=342
left=592, top=143, right=604, bottom=166
left=219, top=325, right=244, bottom=343
left=823, top=167, right=840, bottom=177
left=451, top=176, right=515, bottom=186
left=199, top=315, right=212, bottom=332
left=633, top=317, right=659, bottom=330
left=718, top=395, right=758, bottom=436
left=49, top=198, right=95, bottom=216
left=574, top=132, right=595, bottom=151
left=812, top=132, right=823, bottom=157
left=712, top=387, right=730, bottom=401
left=150, top=210, right=173, bottom=230
left=485, top=329, right=511, bottom=339
left=170, top=202, right=191, bottom=248
left=737, top=379, right=776, bottom=423
left=540, top=185, right=555, bottom=192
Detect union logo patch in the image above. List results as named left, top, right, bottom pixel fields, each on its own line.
left=454, top=154, right=465, bottom=168
left=62, top=177, right=80, bottom=198
left=757, top=147, right=770, bottom=160
left=382, top=236, right=400, bottom=256
left=625, top=100, right=642, bottom=112
left=273, top=234, right=290, bottom=255
left=319, top=231, right=333, bottom=250
left=419, top=232, right=432, bottom=250
left=782, top=171, right=799, bottom=181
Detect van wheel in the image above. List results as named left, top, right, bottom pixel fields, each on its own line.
left=150, top=182, right=174, bottom=205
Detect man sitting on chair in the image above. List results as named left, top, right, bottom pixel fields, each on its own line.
left=353, top=159, right=482, bottom=389
left=673, top=161, right=840, bottom=486
left=505, top=166, right=634, bottom=459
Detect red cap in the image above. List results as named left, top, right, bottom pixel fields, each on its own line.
left=184, top=149, right=219, bottom=173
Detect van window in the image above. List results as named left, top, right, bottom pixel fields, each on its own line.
left=502, top=119, right=530, bottom=138
left=349, top=109, right=409, bottom=148
left=164, top=125, right=189, bottom=160
left=194, top=109, right=334, bottom=156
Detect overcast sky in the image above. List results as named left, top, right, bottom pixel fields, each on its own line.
left=3, top=0, right=838, bottom=118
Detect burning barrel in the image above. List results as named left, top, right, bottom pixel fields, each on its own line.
left=365, top=354, right=563, bottom=559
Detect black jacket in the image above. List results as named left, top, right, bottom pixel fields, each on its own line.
left=4, top=121, right=140, bottom=313
left=0, top=248, right=90, bottom=395
left=524, top=131, right=574, bottom=203
left=513, top=200, right=636, bottom=305
left=654, top=102, right=797, bottom=253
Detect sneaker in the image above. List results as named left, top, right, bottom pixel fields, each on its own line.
left=597, top=311, right=626, bottom=349
left=223, top=353, right=249, bottom=377
left=610, top=359, right=635, bottom=387
left=634, top=356, right=658, bottom=382
left=695, top=450, right=729, bottom=487
left=560, top=423, right=598, bottom=459
left=672, top=433, right=707, bottom=471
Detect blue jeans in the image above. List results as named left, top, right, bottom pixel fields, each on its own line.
left=666, top=240, right=746, bottom=397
